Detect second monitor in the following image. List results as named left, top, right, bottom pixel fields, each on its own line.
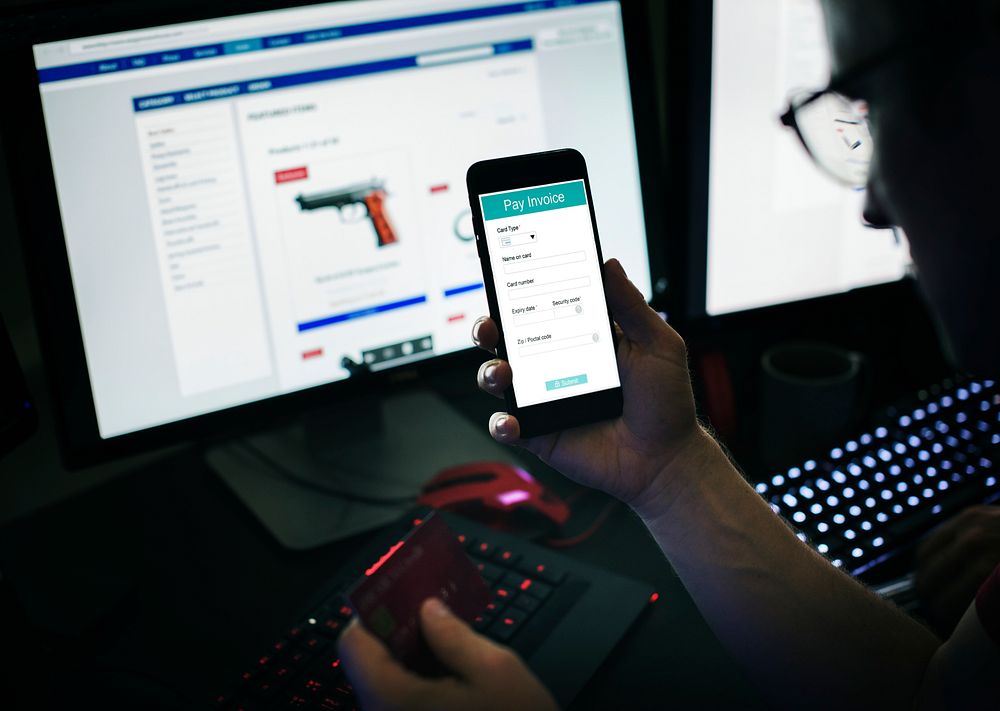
left=681, top=0, right=912, bottom=318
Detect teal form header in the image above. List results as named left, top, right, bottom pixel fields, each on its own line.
left=481, top=180, right=587, bottom=220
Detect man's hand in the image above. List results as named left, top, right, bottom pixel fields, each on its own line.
left=339, top=598, right=557, bottom=711
left=916, top=505, right=1000, bottom=636
left=473, top=258, right=708, bottom=515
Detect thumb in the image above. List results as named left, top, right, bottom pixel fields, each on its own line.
left=339, top=618, right=432, bottom=709
left=603, top=259, right=665, bottom=348
left=420, top=598, right=501, bottom=679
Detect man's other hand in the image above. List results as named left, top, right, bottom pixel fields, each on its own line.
left=339, top=598, right=557, bottom=711
left=916, top=505, right=1000, bottom=636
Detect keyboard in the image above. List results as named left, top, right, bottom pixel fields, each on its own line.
left=212, top=508, right=653, bottom=710
left=754, top=376, right=1000, bottom=577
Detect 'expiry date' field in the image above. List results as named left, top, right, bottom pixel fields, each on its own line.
left=512, top=302, right=583, bottom=326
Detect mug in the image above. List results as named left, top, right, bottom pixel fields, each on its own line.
left=758, top=341, right=868, bottom=470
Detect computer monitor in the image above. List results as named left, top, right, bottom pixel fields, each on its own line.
left=676, top=0, right=912, bottom=318
left=4, top=0, right=662, bottom=467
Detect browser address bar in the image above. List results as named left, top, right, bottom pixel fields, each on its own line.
left=69, top=26, right=215, bottom=55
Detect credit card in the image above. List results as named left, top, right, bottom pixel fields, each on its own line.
left=348, top=512, right=490, bottom=675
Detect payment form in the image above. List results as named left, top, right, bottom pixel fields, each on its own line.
left=479, top=180, right=620, bottom=407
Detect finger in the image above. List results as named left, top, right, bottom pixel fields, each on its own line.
left=472, top=316, right=499, bottom=353
left=420, top=598, right=505, bottom=679
left=924, top=555, right=1000, bottom=635
left=489, top=411, right=521, bottom=445
left=917, top=545, right=963, bottom=600
left=603, top=259, right=668, bottom=348
left=486, top=411, right=562, bottom=467
left=477, top=359, right=512, bottom=399
left=916, top=528, right=985, bottom=599
left=917, top=507, right=982, bottom=562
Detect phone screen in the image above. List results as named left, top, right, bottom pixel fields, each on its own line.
left=478, top=179, right=620, bottom=407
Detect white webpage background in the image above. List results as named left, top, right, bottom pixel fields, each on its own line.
left=706, top=0, right=910, bottom=316
left=35, top=1, right=650, bottom=438
left=481, top=182, right=619, bottom=407
left=134, top=102, right=273, bottom=397
left=238, top=52, right=547, bottom=391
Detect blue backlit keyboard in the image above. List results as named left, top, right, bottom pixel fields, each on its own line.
left=754, top=377, right=1000, bottom=576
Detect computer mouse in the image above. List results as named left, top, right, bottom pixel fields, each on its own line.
left=418, top=461, right=570, bottom=535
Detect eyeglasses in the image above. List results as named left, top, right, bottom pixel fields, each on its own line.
left=780, top=89, right=873, bottom=189
left=778, top=21, right=970, bottom=190
left=779, top=17, right=1000, bottom=190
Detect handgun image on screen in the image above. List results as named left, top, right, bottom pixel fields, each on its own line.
left=295, top=179, right=398, bottom=247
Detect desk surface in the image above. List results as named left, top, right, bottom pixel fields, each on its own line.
left=0, top=367, right=767, bottom=710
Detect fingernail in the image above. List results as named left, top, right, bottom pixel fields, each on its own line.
left=484, top=363, right=498, bottom=386
left=495, top=415, right=510, bottom=435
left=610, top=259, right=626, bottom=277
left=341, top=618, right=358, bottom=638
left=471, top=317, right=486, bottom=343
left=425, top=598, right=449, bottom=617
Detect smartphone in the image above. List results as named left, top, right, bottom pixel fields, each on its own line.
left=467, top=149, right=623, bottom=437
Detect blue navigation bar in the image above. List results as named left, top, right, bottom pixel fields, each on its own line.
left=297, top=295, right=427, bottom=332
left=223, top=38, right=264, bottom=55
left=443, top=282, right=485, bottom=297
left=131, top=40, right=532, bottom=112
left=38, top=0, right=610, bottom=84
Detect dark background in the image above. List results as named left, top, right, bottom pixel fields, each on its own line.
left=0, top=1, right=952, bottom=708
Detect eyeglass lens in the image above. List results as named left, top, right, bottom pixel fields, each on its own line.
left=795, top=92, right=873, bottom=188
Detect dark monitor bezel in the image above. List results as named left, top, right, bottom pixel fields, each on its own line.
left=664, top=0, right=910, bottom=325
left=0, top=0, right=667, bottom=468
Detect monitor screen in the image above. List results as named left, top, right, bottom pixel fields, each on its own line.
left=31, top=0, right=651, bottom=439
left=704, top=0, right=911, bottom=316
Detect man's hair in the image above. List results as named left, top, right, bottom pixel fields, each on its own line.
left=820, top=0, right=1000, bottom=73
left=822, top=0, right=1000, bottom=37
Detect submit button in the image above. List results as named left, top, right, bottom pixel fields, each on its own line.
left=545, top=374, right=588, bottom=391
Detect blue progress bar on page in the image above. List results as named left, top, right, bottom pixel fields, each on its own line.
left=297, top=295, right=427, bottom=332
left=443, top=282, right=484, bottom=297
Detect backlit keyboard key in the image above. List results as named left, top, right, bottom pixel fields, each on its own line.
left=489, top=609, right=528, bottom=641
left=501, top=571, right=531, bottom=588
left=511, top=594, right=541, bottom=613
left=493, top=548, right=521, bottom=567
left=523, top=580, right=553, bottom=600
left=476, top=561, right=504, bottom=583
left=318, top=617, right=346, bottom=638
left=516, top=561, right=566, bottom=585
left=298, top=633, right=328, bottom=653
left=473, top=612, right=494, bottom=631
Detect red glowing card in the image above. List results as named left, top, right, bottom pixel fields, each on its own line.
left=348, top=513, right=490, bottom=674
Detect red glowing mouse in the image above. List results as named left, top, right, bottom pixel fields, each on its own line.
left=418, top=461, right=570, bottom=531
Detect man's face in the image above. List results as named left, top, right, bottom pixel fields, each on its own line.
left=821, top=1, right=1000, bottom=375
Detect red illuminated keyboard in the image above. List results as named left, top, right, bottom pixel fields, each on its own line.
left=212, top=508, right=653, bottom=710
